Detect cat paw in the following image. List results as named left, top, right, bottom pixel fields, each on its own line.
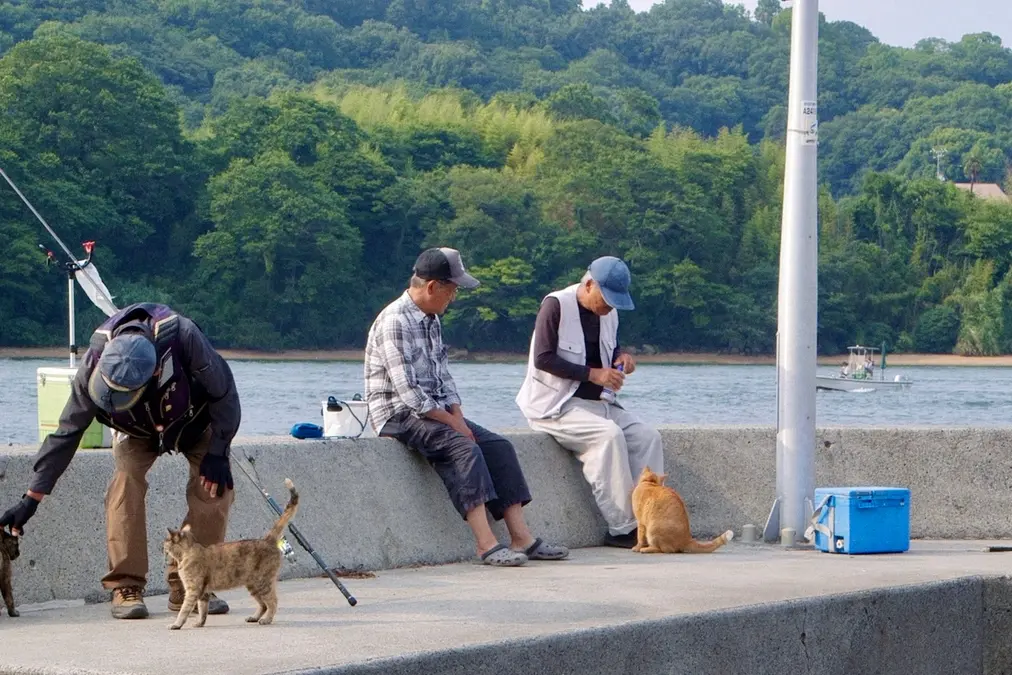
left=258, top=617, right=274, bottom=625
left=168, top=623, right=183, bottom=630
left=7, top=609, right=19, bottom=617
left=724, top=529, right=735, bottom=542
left=246, top=615, right=259, bottom=623
left=631, top=545, right=641, bottom=552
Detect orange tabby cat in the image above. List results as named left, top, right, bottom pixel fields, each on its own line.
left=631, top=466, right=734, bottom=554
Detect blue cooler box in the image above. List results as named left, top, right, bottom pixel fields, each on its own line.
left=810, top=487, right=910, bottom=554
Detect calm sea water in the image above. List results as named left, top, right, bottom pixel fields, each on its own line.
left=3, top=357, right=1012, bottom=445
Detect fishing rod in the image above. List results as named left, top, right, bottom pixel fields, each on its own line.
left=233, top=452, right=358, bottom=607
left=0, top=166, right=117, bottom=313
left=1, top=166, right=118, bottom=366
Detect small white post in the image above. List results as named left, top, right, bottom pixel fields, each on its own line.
left=764, top=0, right=819, bottom=543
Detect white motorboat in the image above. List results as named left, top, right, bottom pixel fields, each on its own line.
left=816, top=344, right=912, bottom=392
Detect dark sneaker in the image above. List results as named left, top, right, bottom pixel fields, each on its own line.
left=168, top=590, right=230, bottom=615
left=111, top=586, right=149, bottom=619
left=604, top=529, right=638, bottom=549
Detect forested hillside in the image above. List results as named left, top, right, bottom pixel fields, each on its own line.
left=1, top=0, right=1011, bottom=355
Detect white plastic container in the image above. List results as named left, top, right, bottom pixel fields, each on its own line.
left=321, top=398, right=376, bottom=439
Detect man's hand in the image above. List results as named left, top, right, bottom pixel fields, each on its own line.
left=614, top=352, right=636, bottom=375
left=448, top=406, right=475, bottom=442
left=427, top=405, right=475, bottom=442
left=0, top=493, right=41, bottom=536
left=589, top=367, right=625, bottom=391
left=198, top=453, right=234, bottom=499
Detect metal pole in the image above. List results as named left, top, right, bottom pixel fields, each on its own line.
left=764, top=0, right=819, bottom=544
left=67, top=272, right=76, bottom=368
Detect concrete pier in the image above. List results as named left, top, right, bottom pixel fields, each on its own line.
left=2, top=427, right=1011, bottom=674
left=2, top=542, right=1011, bottom=674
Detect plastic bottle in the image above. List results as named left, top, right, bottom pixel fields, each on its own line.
left=602, top=362, right=624, bottom=402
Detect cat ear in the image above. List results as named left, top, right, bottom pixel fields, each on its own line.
left=181, top=524, right=192, bottom=534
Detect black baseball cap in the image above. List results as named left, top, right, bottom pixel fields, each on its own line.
left=413, top=247, right=480, bottom=289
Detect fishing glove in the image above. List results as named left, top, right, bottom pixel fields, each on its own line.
left=0, top=494, right=40, bottom=535
left=199, top=453, right=234, bottom=495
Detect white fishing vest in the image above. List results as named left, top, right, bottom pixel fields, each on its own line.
left=516, top=283, right=619, bottom=420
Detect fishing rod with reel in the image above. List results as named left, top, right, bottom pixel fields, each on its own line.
left=1, top=166, right=119, bottom=366
left=233, top=451, right=359, bottom=607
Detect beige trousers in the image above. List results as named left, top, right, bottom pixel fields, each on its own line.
left=528, top=398, right=665, bottom=535
left=100, top=427, right=234, bottom=591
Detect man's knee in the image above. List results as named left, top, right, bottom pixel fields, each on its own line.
left=643, top=426, right=663, bottom=450
left=629, top=425, right=665, bottom=473
left=598, top=422, right=626, bottom=450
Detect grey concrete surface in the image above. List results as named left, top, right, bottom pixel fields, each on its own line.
left=3, top=426, right=1012, bottom=605
left=1, top=542, right=1010, bottom=675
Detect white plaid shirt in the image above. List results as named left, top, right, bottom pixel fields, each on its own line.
left=364, top=291, right=462, bottom=433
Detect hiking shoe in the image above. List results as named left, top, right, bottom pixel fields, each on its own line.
left=168, top=590, right=230, bottom=615
left=111, top=586, right=149, bottom=619
left=604, top=529, right=638, bottom=549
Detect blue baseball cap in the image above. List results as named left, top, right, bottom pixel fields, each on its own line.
left=87, top=333, right=157, bottom=413
left=588, top=256, right=635, bottom=311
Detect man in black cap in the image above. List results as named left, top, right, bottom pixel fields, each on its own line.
left=0, top=302, right=240, bottom=619
left=364, top=247, right=569, bottom=567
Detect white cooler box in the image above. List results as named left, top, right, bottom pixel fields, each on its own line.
left=321, top=398, right=376, bottom=439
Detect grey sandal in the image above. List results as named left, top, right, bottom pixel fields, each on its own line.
left=477, top=543, right=528, bottom=567
left=521, top=537, right=570, bottom=560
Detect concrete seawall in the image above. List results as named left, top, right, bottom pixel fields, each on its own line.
left=322, top=577, right=999, bottom=675
left=2, top=426, right=1011, bottom=606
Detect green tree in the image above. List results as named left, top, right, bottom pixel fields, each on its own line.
left=193, top=151, right=363, bottom=348
left=913, top=305, right=960, bottom=353
left=0, top=33, right=198, bottom=279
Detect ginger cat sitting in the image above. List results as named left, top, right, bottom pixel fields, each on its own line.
left=631, top=466, right=734, bottom=554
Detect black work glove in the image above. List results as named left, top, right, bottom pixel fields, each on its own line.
left=0, top=494, right=40, bottom=535
left=199, top=453, right=234, bottom=498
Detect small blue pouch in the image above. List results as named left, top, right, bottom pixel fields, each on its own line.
left=290, top=422, right=323, bottom=439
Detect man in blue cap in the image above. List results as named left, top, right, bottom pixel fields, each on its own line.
left=0, top=303, right=241, bottom=619
left=516, top=256, right=664, bottom=548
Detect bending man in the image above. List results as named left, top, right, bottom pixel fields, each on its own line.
left=0, top=302, right=240, bottom=619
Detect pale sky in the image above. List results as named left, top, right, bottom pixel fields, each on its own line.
left=620, top=0, right=1011, bottom=48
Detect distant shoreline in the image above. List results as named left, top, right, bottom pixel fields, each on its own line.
left=4, top=346, right=1012, bottom=367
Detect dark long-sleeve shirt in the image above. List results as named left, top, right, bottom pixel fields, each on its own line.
left=532, top=296, right=620, bottom=401
left=28, top=315, right=240, bottom=495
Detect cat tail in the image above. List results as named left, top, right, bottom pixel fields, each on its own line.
left=265, top=479, right=299, bottom=543
left=684, top=529, right=735, bottom=553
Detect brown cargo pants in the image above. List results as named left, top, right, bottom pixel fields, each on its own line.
left=100, top=426, right=234, bottom=592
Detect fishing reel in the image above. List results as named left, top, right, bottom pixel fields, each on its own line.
left=277, top=536, right=297, bottom=564
left=38, top=240, right=96, bottom=274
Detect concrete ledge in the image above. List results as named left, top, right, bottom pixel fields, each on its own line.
left=314, top=579, right=986, bottom=675
left=3, top=426, right=1012, bottom=605
left=3, top=543, right=1012, bottom=675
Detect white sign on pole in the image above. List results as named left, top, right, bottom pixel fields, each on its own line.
left=801, top=100, right=818, bottom=145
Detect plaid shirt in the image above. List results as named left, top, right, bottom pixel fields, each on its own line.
left=364, top=291, right=462, bottom=433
